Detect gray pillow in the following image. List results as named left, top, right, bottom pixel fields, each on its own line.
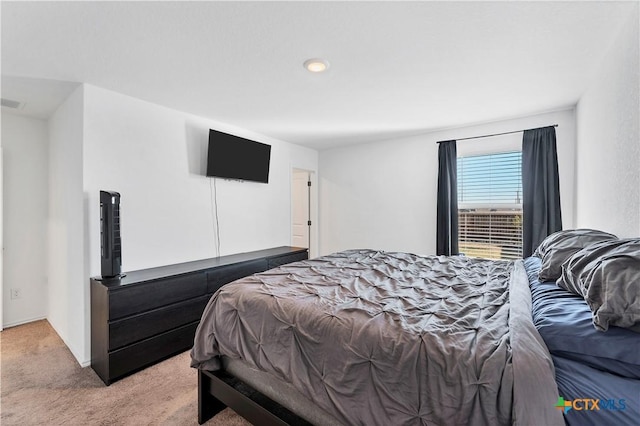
left=534, top=229, right=617, bottom=281
left=558, top=238, right=640, bottom=333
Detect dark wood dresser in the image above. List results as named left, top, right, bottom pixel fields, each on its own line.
left=90, top=246, right=308, bottom=385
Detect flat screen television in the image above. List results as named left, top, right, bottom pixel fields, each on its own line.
left=206, top=129, right=271, bottom=183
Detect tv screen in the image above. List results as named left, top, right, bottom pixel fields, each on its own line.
left=206, top=129, right=271, bottom=183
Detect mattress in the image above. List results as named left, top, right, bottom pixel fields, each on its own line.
left=192, top=250, right=563, bottom=425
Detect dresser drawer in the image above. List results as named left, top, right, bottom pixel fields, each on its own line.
left=109, top=294, right=211, bottom=350
left=92, top=247, right=305, bottom=385
left=109, top=272, right=207, bottom=320
left=109, top=321, right=198, bottom=382
left=267, top=251, right=308, bottom=269
left=206, top=259, right=267, bottom=293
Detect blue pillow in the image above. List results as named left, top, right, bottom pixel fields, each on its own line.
left=525, top=257, right=640, bottom=379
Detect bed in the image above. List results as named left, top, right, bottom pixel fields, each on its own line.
left=525, top=256, right=640, bottom=426
left=190, top=249, right=564, bottom=425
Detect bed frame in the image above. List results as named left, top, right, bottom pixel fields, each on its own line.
left=198, top=369, right=312, bottom=425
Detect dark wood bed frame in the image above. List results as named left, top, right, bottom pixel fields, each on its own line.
left=174, top=246, right=313, bottom=425
left=198, top=368, right=313, bottom=425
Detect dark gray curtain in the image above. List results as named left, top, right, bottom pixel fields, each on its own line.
left=436, top=140, right=458, bottom=256
left=522, top=126, right=562, bottom=257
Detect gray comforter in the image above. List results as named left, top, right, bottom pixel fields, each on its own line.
left=191, top=250, right=563, bottom=426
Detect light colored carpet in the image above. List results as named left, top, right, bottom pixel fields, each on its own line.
left=0, top=320, right=251, bottom=426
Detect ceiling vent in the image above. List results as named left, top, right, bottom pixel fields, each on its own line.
left=1, top=98, right=23, bottom=109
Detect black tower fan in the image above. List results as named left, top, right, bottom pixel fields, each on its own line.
left=100, top=190, right=122, bottom=278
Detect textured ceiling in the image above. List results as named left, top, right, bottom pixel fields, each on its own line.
left=1, top=1, right=634, bottom=149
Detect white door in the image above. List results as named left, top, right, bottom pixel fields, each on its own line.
left=292, top=170, right=310, bottom=249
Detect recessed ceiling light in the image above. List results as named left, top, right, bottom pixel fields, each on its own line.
left=304, top=58, right=329, bottom=73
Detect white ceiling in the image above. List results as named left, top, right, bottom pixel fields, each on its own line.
left=1, top=1, right=634, bottom=149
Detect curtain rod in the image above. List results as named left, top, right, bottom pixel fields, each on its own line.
left=436, top=124, right=558, bottom=143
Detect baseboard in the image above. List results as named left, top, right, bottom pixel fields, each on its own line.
left=2, top=315, right=47, bottom=329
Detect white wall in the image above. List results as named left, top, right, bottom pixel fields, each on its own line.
left=319, top=109, right=576, bottom=256
left=47, top=85, right=86, bottom=364
left=1, top=114, right=49, bottom=327
left=0, top=128, right=3, bottom=331
left=83, top=84, right=319, bottom=271
left=575, top=9, right=640, bottom=237
left=79, top=84, right=318, bottom=364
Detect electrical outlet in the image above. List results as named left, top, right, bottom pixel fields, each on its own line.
left=10, top=288, right=21, bottom=300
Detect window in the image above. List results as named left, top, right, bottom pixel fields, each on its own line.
left=457, top=151, right=523, bottom=260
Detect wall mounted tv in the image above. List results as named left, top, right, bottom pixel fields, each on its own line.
left=206, top=129, right=271, bottom=183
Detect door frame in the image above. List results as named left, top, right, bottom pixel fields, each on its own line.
left=290, top=167, right=317, bottom=259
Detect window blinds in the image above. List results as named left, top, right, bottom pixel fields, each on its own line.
left=457, top=151, right=523, bottom=260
